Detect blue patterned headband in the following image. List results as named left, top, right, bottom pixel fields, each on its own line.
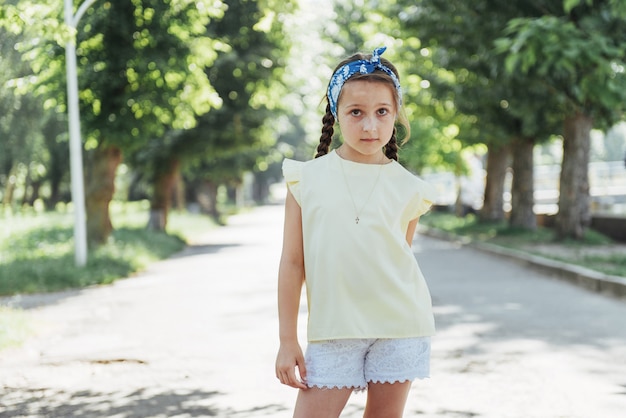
left=327, top=46, right=403, bottom=119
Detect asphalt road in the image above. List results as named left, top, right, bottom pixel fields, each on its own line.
left=1, top=204, right=625, bottom=417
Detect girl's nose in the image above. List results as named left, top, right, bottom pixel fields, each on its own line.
left=362, top=117, right=377, bottom=133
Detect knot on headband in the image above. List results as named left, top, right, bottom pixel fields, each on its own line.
left=327, top=46, right=403, bottom=119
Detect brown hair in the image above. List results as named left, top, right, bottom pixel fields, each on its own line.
left=315, top=52, right=410, bottom=160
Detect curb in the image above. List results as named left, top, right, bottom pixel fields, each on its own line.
left=420, top=228, right=626, bottom=300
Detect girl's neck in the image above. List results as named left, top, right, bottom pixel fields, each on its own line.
left=336, top=146, right=389, bottom=165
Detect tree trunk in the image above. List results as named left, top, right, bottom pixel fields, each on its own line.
left=479, top=143, right=510, bottom=222
left=85, top=145, right=123, bottom=247
left=147, top=159, right=180, bottom=231
left=253, top=176, right=270, bottom=204
left=195, top=180, right=221, bottom=222
left=42, top=115, right=70, bottom=210
left=24, top=181, right=42, bottom=207
left=2, top=163, right=16, bottom=207
left=555, top=113, right=592, bottom=240
left=172, top=170, right=185, bottom=211
left=20, top=164, right=32, bottom=207
left=509, top=136, right=537, bottom=230
left=46, top=176, right=63, bottom=210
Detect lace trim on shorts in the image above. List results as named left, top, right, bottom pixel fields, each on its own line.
left=304, top=337, right=430, bottom=392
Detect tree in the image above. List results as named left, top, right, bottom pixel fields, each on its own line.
left=497, top=0, right=626, bottom=238
left=41, top=112, right=71, bottom=209
left=75, top=0, right=224, bottom=244
left=2, top=0, right=225, bottom=244
left=0, top=25, right=47, bottom=210
left=397, top=0, right=562, bottom=229
left=174, top=0, right=294, bottom=222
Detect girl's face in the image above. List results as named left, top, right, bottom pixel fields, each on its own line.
left=336, top=79, right=397, bottom=164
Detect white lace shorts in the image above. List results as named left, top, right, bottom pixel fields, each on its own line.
left=304, top=337, right=431, bottom=391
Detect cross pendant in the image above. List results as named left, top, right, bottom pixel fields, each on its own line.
left=355, top=216, right=360, bottom=224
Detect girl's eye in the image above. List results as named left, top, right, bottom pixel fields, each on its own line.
left=377, top=108, right=389, bottom=116
left=350, top=109, right=361, bottom=116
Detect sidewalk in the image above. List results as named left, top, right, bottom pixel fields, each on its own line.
left=421, top=227, right=626, bottom=299
left=1, top=205, right=626, bottom=417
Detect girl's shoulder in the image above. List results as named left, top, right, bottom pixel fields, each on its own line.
left=282, top=157, right=304, bottom=172
left=387, top=161, right=423, bottom=183
left=388, top=162, right=437, bottom=200
left=283, top=156, right=328, bottom=205
left=283, top=152, right=332, bottom=172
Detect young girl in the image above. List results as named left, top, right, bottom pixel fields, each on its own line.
left=276, top=47, right=436, bottom=418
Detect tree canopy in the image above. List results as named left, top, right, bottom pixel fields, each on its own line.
left=1, top=0, right=625, bottom=251
left=1, top=0, right=294, bottom=246
left=496, top=0, right=626, bottom=238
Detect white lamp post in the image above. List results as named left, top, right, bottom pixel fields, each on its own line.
left=64, top=0, right=97, bottom=267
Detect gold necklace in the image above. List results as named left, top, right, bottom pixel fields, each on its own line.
left=337, top=149, right=385, bottom=224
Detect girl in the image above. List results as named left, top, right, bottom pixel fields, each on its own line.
left=276, top=47, right=436, bottom=418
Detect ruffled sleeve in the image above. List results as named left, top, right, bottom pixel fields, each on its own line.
left=412, top=178, right=438, bottom=219
left=282, top=158, right=303, bottom=206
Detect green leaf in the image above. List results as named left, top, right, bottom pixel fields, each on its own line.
left=563, top=0, right=581, bottom=14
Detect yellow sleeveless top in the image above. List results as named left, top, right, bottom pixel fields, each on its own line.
left=283, top=150, right=437, bottom=342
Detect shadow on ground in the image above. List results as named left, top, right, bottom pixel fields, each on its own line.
left=418, top=238, right=626, bottom=351
left=169, top=243, right=241, bottom=259
left=0, top=386, right=287, bottom=418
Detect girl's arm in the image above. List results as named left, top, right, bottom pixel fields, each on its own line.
left=406, top=217, right=420, bottom=247
left=275, top=190, right=307, bottom=389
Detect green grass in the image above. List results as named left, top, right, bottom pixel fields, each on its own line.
left=421, top=211, right=626, bottom=277
left=0, top=203, right=219, bottom=296
left=0, top=226, right=185, bottom=295
left=0, top=203, right=221, bottom=350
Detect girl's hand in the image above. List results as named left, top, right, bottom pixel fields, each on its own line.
left=276, top=341, right=308, bottom=390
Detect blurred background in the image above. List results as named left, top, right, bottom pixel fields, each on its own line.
left=1, top=0, right=625, bottom=296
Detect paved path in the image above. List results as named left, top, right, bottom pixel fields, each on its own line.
left=1, top=205, right=626, bottom=417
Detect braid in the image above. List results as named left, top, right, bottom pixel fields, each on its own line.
left=315, top=103, right=335, bottom=158
left=384, top=127, right=399, bottom=161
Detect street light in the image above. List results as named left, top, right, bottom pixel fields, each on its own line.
left=64, top=0, right=97, bottom=267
